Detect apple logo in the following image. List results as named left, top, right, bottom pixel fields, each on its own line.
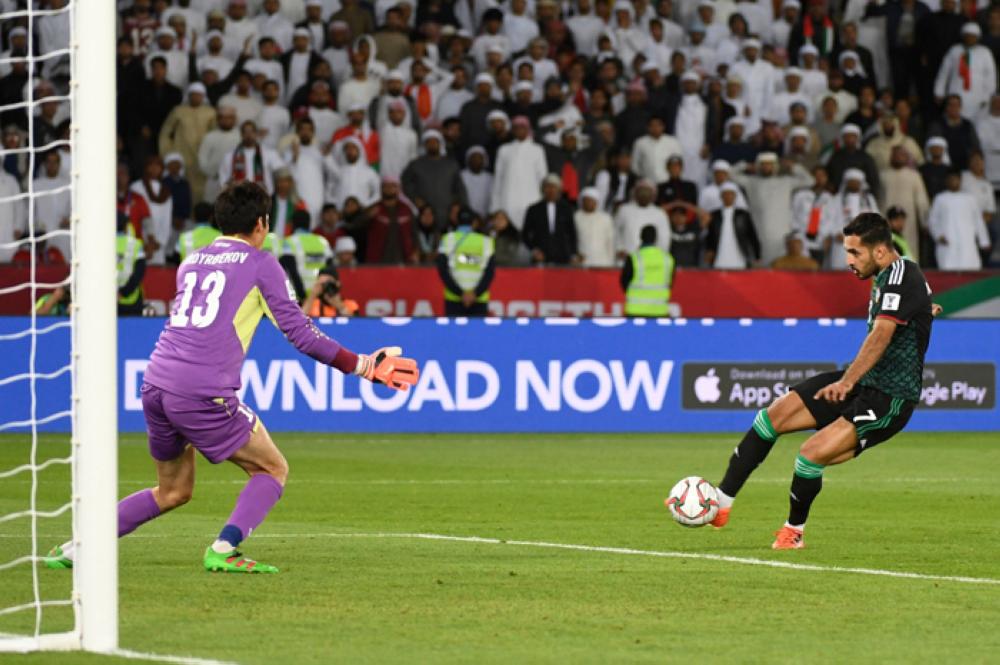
left=694, top=368, right=721, bottom=403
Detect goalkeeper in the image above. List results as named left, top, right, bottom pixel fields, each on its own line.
left=46, top=182, right=419, bottom=574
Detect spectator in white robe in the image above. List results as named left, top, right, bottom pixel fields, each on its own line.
left=929, top=168, right=992, bottom=269
left=338, top=51, right=382, bottom=113
left=461, top=146, right=494, bottom=218
left=767, top=0, right=799, bottom=51
left=797, top=44, right=828, bottom=100
left=470, top=8, right=511, bottom=70
left=722, top=75, right=761, bottom=138
left=731, top=152, right=812, bottom=264
left=490, top=115, right=548, bottom=230
left=934, top=23, right=998, bottom=120
left=567, top=0, right=608, bottom=56
left=820, top=168, right=880, bottom=270
left=435, top=66, right=475, bottom=123
left=146, top=27, right=189, bottom=90
left=257, top=80, right=291, bottom=149
left=612, top=1, right=650, bottom=66
left=379, top=99, right=419, bottom=179
left=961, top=151, right=996, bottom=234
left=675, top=71, right=709, bottom=185
left=284, top=117, right=327, bottom=223
left=130, top=155, right=174, bottom=265
left=631, top=116, right=684, bottom=185
left=304, top=81, right=346, bottom=146
left=614, top=179, right=671, bottom=258
left=326, top=136, right=380, bottom=209
left=730, top=38, right=778, bottom=117
left=694, top=0, right=728, bottom=48
left=974, top=95, right=1000, bottom=192
left=218, top=70, right=264, bottom=126
left=699, top=160, right=749, bottom=212
left=503, top=0, right=539, bottom=54
left=224, top=0, right=260, bottom=55
left=575, top=187, right=616, bottom=267
left=257, top=0, right=295, bottom=52
left=768, top=68, right=813, bottom=125
left=217, top=120, right=286, bottom=194
left=0, top=169, right=25, bottom=262
left=197, top=106, right=241, bottom=203
left=198, top=30, right=235, bottom=80
left=514, top=38, right=560, bottom=100
left=32, top=150, right=72, bottom=261
left=322, top=21, right=353, bottom=86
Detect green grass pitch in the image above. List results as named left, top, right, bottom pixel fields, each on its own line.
left=1, top=432, right=999, bottom=664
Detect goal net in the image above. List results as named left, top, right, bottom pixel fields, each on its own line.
left=0, top=0, right=117, bottom=653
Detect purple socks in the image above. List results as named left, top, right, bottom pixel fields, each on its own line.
left=219, top=474, right=284, bottom=547
left=117, top=489, right=162, bottom=537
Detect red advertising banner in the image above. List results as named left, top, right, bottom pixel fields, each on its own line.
left=0, top=264, right=993, bottom=318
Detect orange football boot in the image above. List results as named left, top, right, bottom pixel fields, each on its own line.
left=710, top=507, right=731, bottom=528
left=771, top=525, right=805, bottom=550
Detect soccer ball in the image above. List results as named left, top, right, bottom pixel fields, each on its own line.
left=665, top=476, right=720, bottom=527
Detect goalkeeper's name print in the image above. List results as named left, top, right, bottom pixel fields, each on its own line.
left=185, top=250, right=250, bottom=266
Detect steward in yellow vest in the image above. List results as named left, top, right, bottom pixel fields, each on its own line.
left=117, top=212, right=147, bottom=316
left=435, top=208, right=496, bottom=317
left=177, top=203, right=222, bottom=262
left=621, top=225, right=674, bottom=317
left=281, top=210, right=334, bottom=300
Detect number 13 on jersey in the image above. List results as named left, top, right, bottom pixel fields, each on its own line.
left=171, top=270, right=227, bottom=328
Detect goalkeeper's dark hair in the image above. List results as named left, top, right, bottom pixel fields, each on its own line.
left=214, top=181, right=271, bottom=236
left=843, top=212, right=892, bottom=249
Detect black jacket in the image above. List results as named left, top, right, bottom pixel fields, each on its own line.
left=522, top=199, right=578, bottom=265
left=705, top=208, right=761, bottom=268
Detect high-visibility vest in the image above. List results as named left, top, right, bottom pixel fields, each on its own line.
left=284, top=231, right=333, bottom=291
left=439, top=228, right=494, bottom=302
left=116, top=234, right=144, bottom=306
left=892, top=232, right=913, bottom=261
left=261, top=232, right=279, bottom=254
left=625, top=245, right=673, bottom=317
left=178, top=225, right=221, bottom=261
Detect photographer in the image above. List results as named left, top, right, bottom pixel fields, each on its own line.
left=301, top=265, right=359, bottom=318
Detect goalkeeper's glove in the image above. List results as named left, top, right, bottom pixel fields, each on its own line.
left=353, top=346, right=420, bottom=391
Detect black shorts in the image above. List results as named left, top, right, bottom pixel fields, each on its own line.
left=791, top=371, right=916, bottom=457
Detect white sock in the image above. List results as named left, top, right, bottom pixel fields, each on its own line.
left=211, top=539, right=236, bottom=554
left=717, top=489, right=735, bottom=509
left=59, top=540, right=74, bottom=561
left=784, top=521, right=804, bottom=532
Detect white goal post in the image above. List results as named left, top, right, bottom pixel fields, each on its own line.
left=0, top=0, right=118, bottom=654
left=72, top=0, right=119, bottom=653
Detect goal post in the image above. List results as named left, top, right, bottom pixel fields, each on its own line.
left=72, top=0, right=119, bottom=653
left=0, top=0, right=118, bottom=654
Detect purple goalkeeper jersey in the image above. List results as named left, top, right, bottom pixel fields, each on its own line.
left=144, top=236, right=348, bottom=399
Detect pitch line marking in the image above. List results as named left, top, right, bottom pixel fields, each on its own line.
left=103, top=648, right=240, bottom=665
left=5, top=532, right=998, bottom=587
left=281, top=532, right=1000, bottom=588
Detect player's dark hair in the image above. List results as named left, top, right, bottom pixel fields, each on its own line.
left=843, top=212, right=892, bottom=248
left=214, top=181, right=270, bottom=236
left=640, top=225, right=657, bottom=245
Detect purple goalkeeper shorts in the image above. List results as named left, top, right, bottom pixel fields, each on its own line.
left=141, top=383, right=258, bottom=464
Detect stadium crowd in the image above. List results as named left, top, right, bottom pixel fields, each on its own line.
left=2, top=0, right=1000, bottom=278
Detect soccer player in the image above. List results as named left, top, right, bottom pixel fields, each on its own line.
left=46, top=182, right=419, bottom=573
left=709, top=213, right=936, bottom=549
